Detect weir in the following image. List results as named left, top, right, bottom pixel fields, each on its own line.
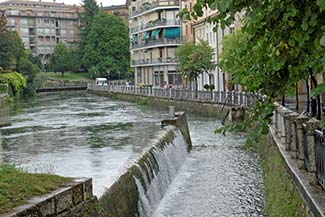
left=99, top=112, right=191, bottom=217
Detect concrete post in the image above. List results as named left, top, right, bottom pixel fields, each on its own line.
left=169, top=106, right=175, bottom=117
left=288, top=112, right=299, bottom=157
left=296, top=114, right=309, bottom=169
left=279, top=107, right=291, bottom=143
left=305, top=118, right=319, bottom=184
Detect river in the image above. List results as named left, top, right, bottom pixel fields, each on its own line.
left=0, top=92, right=264, bottom=216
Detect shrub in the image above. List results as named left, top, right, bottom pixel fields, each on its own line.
left=0, top=72, right=26, bottom=98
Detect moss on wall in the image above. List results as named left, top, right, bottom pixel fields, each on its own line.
left=259, top=135, right=309, bottom=217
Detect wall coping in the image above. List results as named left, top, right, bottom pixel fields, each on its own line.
left=269, top=127, right=325, bottom=217
left=2, top=178, right=94, bottom=217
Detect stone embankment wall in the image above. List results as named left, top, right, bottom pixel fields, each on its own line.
left=90, top=89, right=227, bottom=118
left=267, top=103, right=325, bottom=217
left=99, top=112, right=191, bottom=217
left=3, top=178, right=97, bottom=217
left=0, top=93, right=8, bottom=108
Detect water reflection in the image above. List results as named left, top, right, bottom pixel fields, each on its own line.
left=0, top=92, right=166, bottom=196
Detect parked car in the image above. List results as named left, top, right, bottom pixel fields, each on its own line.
left=95, top=78, right=108, bottom=86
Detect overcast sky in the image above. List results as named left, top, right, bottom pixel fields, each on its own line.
left=0, top=0, right=126, bottom=7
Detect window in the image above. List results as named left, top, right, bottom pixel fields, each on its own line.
left=20, top=28, right=29, bottom=34
left=44, top=28, right=50, bottom=35
left=20, top=18, right=28, bottom=25
left=60, top=29, right=67, bottom=36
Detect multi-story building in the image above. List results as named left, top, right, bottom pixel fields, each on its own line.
left=0, top=0, right=82, bottom=65
left=129, top=0, right=182, bottom=88
left=192, top=8, right=242, bottom=91
left=181, top=0, right=195, bottom=42
left=101, top=4, right=129, bottom=26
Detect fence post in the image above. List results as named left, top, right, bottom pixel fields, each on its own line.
left=305, top=118, right=320, bottom=184
left=287, top=112, right=299, bottom=156
left=279, top=107, right=291, bottom=144
left=296, top=114, right=309, bottom=169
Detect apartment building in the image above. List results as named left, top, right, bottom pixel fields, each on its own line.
left=102, top=4, right=129, bottom=26
left=181, top=0, right=194, bottom=42
left=192, top=8, right=242, bottom=92
left=0, top=0, right=82, bottom=65
left=129, top=0, right=182, bottom=88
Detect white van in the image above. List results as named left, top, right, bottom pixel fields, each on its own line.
left=95, top=78, right=108, bottom=86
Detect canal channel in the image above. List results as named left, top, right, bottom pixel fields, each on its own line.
left=0, top=91, right=264, bottom=216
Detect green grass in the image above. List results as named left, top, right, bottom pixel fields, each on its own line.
left=259, top=136, right=308, bottom=217
left=38, top=72, right=92, bottom=81
left=0, top=164, right=72, bottom=214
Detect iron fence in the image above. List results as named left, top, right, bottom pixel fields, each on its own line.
left=315, top=129, right=325, bottom=190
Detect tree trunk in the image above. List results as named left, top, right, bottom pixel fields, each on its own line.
left=195, top=77, right=198, bottom=98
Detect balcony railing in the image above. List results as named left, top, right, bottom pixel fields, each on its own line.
left=131, top=38, right=180, bottom=50
left=130, top=19, right=181, bottom=33
left=131, top=1, right=180, bottom=18
left=131, top=57, right=177, bottom=66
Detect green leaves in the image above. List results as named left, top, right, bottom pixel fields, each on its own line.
left=320, top=35, right=325, bottom=46
left=317, top=0, right=325, bottom=9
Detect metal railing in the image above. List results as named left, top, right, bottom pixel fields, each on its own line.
left=131, top=38, right=181, bottom=50
left=130, top=19, right=181, bottom=33
left=131, top=57, right=177, bottom=66
left=131, top=1, right=180, bottom=18
left=87, top=84, right=260, bottom=107
left=315, top=129, right=325, bottom=190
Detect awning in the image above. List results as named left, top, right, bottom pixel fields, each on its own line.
left=132, top=35, right=138, bottom=44
left=164, top=27, right=180, bottom=39
left=151, top=28, right=161, bottom=39
left=142, top=31, right=150, bottom=41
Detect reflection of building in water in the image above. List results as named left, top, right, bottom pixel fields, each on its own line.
left=0, top=0, right=82, bottom=65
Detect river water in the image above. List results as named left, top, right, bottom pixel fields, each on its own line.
left=0, top=92, right=264, bottom=215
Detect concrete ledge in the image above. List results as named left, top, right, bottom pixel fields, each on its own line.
left=2, top=178, right=97, bottom=217
left=269, top=127, right=325, bottom=217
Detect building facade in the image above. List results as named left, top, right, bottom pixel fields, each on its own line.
left=192, top=8, right=242, bottom=91
left=0, top=0, right=81, bottom=65
left=102, top=4, right=129, bottom=26
left=129, top=0, right=182, bottom=88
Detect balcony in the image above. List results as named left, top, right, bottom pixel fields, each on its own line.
left=131, top=57, right=177, bottom=67
left=130, top=19, right=181, bottom=34
left=131, top=38, right=180, bottom=50
left=131, top=1, right=180, bottom=19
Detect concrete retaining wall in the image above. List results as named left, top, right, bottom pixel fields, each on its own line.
left=88, top=89, right=232, bottom=119
left=3, top=178, right=97, bottom=217
left=99, top=112, right=191, bottom=217
left=270, top=103, right=325, bottom=217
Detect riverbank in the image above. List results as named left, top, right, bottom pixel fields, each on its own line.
left=35, top=72, right=92, bottom=88
left=0, top=164, right=72, bottom=215
left=259, top=135, right=308, bottom=217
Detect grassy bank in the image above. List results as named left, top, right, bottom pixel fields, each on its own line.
left=35, top=72, right=93, bottom=88
left=0, top=164, right=72, bottom=215
left=259, top=136, right=308, bottom=217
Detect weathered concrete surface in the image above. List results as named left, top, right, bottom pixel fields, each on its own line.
left=99, top=113, right=191, bottom=217
left=2, top=178, right=98, bottom=217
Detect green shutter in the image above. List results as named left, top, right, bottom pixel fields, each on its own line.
left=164, top=27, right=180, bottom=39
left=151, top=28, right=161, bottom=39
left=132, top=35, right=138, bottom=44
left=142, top=31, right=150, bottom=41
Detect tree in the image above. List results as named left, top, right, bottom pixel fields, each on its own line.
left=48, top=42, right=68, bottom=75
left=175, top=41, right=215, bottom=96
left=182, top=0, right=325, bottom=143
left=0, top=31, right=24, bottom=70
left=17, top=56, right=40, bottom=96
left=83, top=13, right=130, bottom=79
left=78, top=0, right=99, bottom=63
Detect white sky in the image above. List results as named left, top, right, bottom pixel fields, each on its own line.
left=0, top=0, right=126, bottom=7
